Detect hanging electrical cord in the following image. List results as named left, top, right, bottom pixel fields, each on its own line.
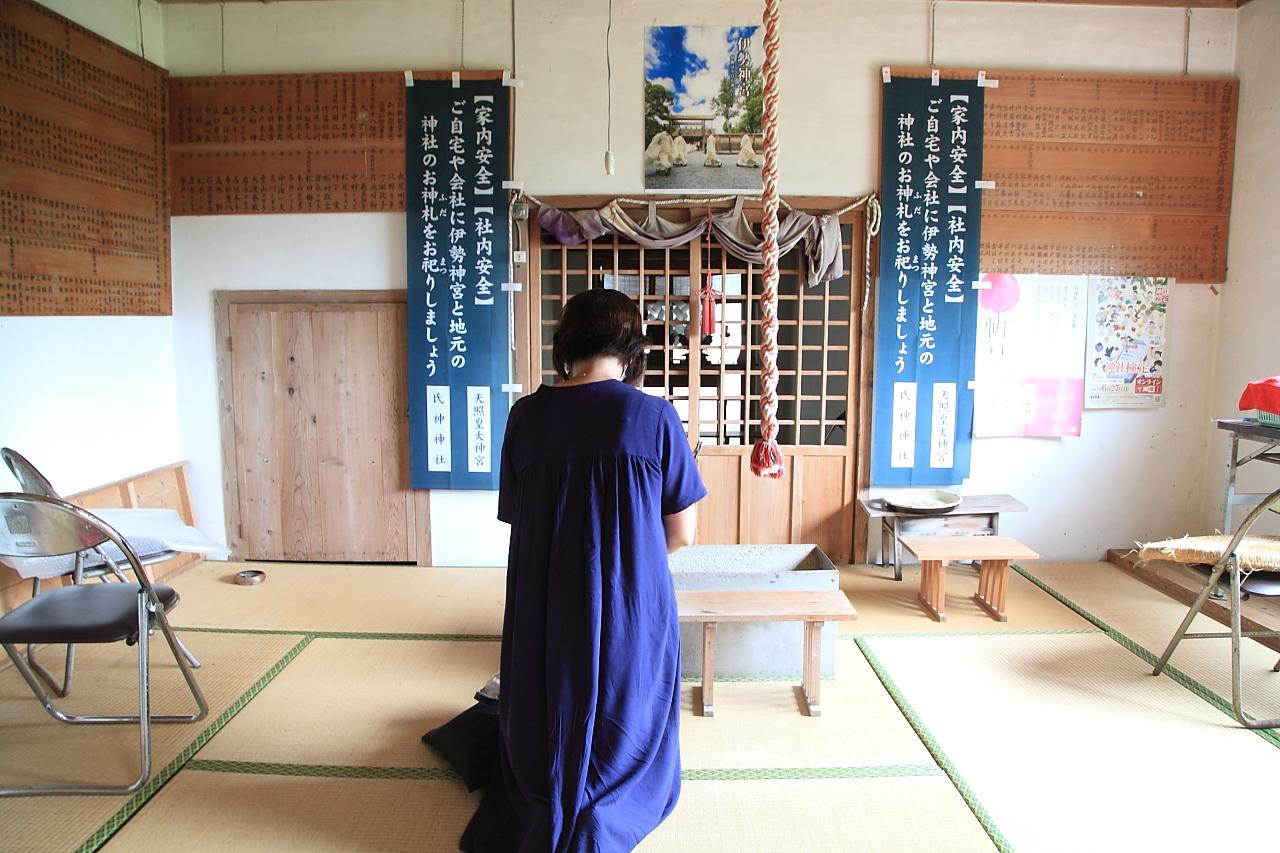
left=220, top=2, right=226, bottom=74
left=929, top=0, right=938, bottom=68
left=1183, top=8, right=1192, bottom=76
left=135, top=0, right=146, bottom=59
left=604, top=0, right=615, bottom=175
left=459, top=0, right=466, bottom=70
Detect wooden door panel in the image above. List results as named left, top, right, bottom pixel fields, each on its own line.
left=695, top=455, right=742, bottom=545
left=228, top=298, right=417, bottom=562
left=230, top=304, right=282, bottom=558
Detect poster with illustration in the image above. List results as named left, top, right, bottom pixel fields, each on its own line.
left=974, top=274, right=1087, bottom=437
left=644, top=26, right=764, bottom=193
left=1085, top=276, right=1170, bottom=408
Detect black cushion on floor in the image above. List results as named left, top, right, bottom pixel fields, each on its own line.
left=0, top=583, right=178, bottom=645
left=422, top=702, right=499, bottom=792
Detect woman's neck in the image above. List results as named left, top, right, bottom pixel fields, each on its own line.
left=562, top=356, right=624, bottom=386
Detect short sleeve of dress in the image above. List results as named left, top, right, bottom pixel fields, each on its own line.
left=657, top=401, right=708, bottom=516
left=497, top=401, right=521, bottom=524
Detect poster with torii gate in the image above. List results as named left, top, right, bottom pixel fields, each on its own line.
left=643, top=25, right=765, bottom=193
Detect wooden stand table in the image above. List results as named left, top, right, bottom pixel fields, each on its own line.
left=899, top=535, right=1039, bottom=622
left=676, top=589, right=858, bottom=717
left=859, top=494, right=1027, bottom=580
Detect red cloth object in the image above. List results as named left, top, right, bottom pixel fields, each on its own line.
left=700, top=272, right=717, bottom=337
left=1239, top=377, right=1280, bottom=414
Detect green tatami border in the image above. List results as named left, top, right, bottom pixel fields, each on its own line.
left=1010, top=564, right=1280, bottom=750
left=75, top=634, right=315, bottom=853
left=174, top=626, right=502, bottom=642
left=855, top=637, right=1013, bottom=853
left=839, top=627, right=1100, bottom=640
left=183, top=758, right=940, bottom=783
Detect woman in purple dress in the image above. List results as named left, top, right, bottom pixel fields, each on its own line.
left=471, top=288, right=706, bottom=852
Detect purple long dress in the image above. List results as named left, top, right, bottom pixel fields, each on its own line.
left=492, top=379, right=706, bottom=852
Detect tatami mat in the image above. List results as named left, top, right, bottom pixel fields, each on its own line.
left=840, top=562, right=1093, bottom=634
left=197, top=638, right=499, bottom=768
left=0, top=631, right=304, bottom=853
left=100, top=772, right=478, bottom=853
left=640, top=776, right=995, bottom=852
left=679, top=641, right=932, bottom=770
left=170, top=561, right=505, bottom=636
left=863, top=633, right=1280, bottom=852
left=1023, top=561, right=1280, bottom=721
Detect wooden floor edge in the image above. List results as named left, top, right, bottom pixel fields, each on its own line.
left=1106, top=548, right=1280, bottom=655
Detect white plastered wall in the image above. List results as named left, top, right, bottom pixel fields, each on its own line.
left=1200, top=0, right=1280, bottom=538
left=10, top=0, right=1261, bottom=564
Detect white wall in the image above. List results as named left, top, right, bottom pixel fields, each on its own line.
left=1201, top=0, right=1280, bottom=537
left=0, top=1, right=176, bottom=499
left=13, top=0, right=1258, bottom=563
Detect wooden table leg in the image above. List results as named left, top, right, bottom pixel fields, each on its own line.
left=917, top=559, right=947, bottom=622
left=802, top=620, right=822, bottom=716
left=700, top=622, right=716, bottom=717
left=892, top=518, right=904, bottom=581
left=973, top=558, right=1010, bottom=622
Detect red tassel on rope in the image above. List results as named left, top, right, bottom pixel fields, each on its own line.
left=750, top=438, right=785, bottom=479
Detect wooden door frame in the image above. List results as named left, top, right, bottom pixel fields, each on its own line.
left=213, top=289, right=431, bottom=564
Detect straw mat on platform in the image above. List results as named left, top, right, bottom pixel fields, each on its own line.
left=1139, top=534, right=1280, bottom=572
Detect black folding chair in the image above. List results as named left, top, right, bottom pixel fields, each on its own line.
left=0, top=493, right=208, bottom=796
left=1, top=448, right=200, bottom=697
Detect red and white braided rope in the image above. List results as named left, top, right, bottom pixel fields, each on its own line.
left=751, top=0, right=784, bottom=479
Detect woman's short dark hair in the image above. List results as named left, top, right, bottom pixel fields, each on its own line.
left=552, top=289, right=647, bottom=385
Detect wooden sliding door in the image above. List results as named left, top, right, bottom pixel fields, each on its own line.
left=216, top=291, right=429, bottom=563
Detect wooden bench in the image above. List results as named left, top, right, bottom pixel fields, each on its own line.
left=899, top=535, right=1039, bottom=623
left=676, top=589, right=858, bottom=718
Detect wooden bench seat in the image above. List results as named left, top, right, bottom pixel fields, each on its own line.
left=676, top=589, right=858, bottom=718
left=899, top=535, right=1039, bottom=623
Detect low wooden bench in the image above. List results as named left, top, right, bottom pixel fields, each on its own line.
left=899, top=535, right=1039, bottom=623
left=676, top=589, right=858, bottom=718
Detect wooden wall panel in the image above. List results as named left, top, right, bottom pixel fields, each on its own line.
left=169, top=73, right=405, bottom=215
left=0, top=0, right=170, bottom=315
left=798, top=455, right=850, bottom=559
left=695, top=454, right=742, bottom=546
left=893, top=68, right=1237, bottom=283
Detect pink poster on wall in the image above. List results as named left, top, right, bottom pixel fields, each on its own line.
left=973, top=274, right=1087, bottom=438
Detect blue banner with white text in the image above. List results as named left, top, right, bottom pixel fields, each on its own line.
left=871, top=76, right=984, bottom=485
left=406, top=78, right=511, bottom=489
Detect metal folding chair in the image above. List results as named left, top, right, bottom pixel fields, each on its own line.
left=0, top=493, right=208, bottom=796
left=1147, top=486, right=1280, bottom=728
left=1, top=448, right=200, bottom=697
